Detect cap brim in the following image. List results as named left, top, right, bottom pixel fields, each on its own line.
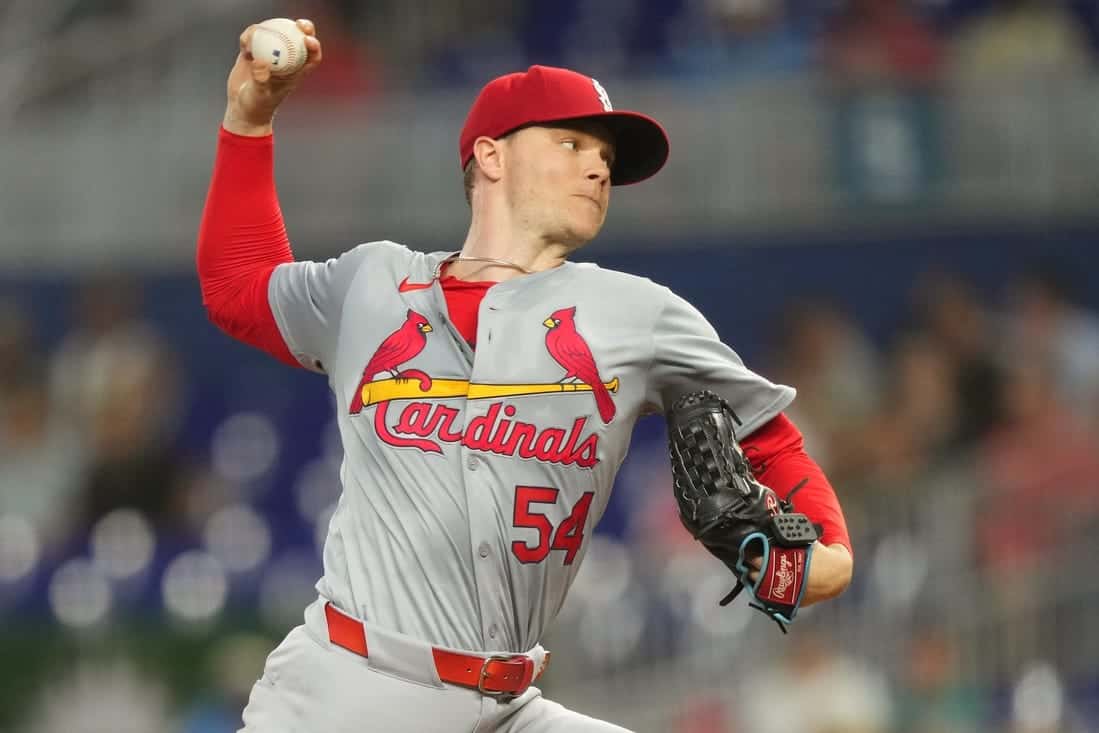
left=593, top=111, right=670, bottom=186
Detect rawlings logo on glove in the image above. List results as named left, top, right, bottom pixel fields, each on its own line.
left=666, top=390, right=818, bottom=632
left=768, top=553, right=798, bottom=600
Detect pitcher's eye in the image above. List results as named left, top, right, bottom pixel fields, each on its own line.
left=560, top=139, right=578, bottom=151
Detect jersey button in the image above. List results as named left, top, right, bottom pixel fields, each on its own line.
left=488, top=624, right=498, bottom=639
left=478, top=543, right=490, bottom=559
left=467, top=456, right=479, bottom=470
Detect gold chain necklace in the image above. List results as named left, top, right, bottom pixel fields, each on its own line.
left=433, top=253, right=534, bottom=279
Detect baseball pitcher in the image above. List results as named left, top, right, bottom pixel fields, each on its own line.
left=197, top=19, right=854, bottom=733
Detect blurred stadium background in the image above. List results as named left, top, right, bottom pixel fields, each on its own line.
left=3, top=0, right=1099, bottom=731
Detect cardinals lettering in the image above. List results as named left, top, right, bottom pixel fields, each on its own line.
left=374, top=400, right=600, bottom=468
left=349, top=305, right=615, bottom=467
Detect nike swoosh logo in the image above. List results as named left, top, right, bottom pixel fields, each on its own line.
left=398, top=276, right=434, bottom=293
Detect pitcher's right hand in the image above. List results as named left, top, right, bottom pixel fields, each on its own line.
left=223, top=19, right=323, bottom=136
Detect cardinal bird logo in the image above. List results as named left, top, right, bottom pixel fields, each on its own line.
left=543, top=306, right=616, bottom=424
left=349, top=309, right=433, bottom=414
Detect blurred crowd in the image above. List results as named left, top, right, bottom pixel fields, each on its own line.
left=0, top=276, right=197, bottom=552
left=0, top=275, right=301, bottom=733
left=33, top=0, right=1099, bottom=97
left=766, top=263, right=1099, bottom=578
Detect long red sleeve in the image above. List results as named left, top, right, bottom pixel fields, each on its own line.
left=196, top=127, right=299, bottom=367
left=740, top=414, right=852, bottom=555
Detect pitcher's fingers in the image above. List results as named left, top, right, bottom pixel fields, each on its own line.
left=303, top=35, right=323, bottom=68
left=251, top=59, right=272, bottom=84
left=239, top=25, right=257, bottom=59
left=295, top=18, right=315, bottom=36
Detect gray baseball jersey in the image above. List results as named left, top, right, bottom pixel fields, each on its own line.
left=268, top=241, right=794, bottom=654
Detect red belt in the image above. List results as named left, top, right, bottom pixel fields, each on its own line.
left=324, top=602, right=545, bottom=702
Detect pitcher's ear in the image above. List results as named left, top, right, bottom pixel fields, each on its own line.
left=473, top=137, right=505, bottom=183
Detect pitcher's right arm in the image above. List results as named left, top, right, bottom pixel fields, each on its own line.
left=196, top=20, right=324, bottom=368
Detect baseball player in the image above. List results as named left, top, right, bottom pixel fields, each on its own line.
left=197, top=19, right=854, bottom=733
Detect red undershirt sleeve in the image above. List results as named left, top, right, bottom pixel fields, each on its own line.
left=196, top=127, right=299, bottom=368
left=740, top=413, right=852, bottom=555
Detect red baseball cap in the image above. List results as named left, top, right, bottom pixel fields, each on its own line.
left=459, top=65, right=670, bottom=186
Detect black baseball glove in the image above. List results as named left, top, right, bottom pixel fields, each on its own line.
left=666, top=390, right=818, bottom=632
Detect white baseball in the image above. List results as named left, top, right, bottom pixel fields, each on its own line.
left=250, top=18, right=307, bottom=77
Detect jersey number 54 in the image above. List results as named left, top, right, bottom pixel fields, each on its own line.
left=511, top=486, right=594, bottom=565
